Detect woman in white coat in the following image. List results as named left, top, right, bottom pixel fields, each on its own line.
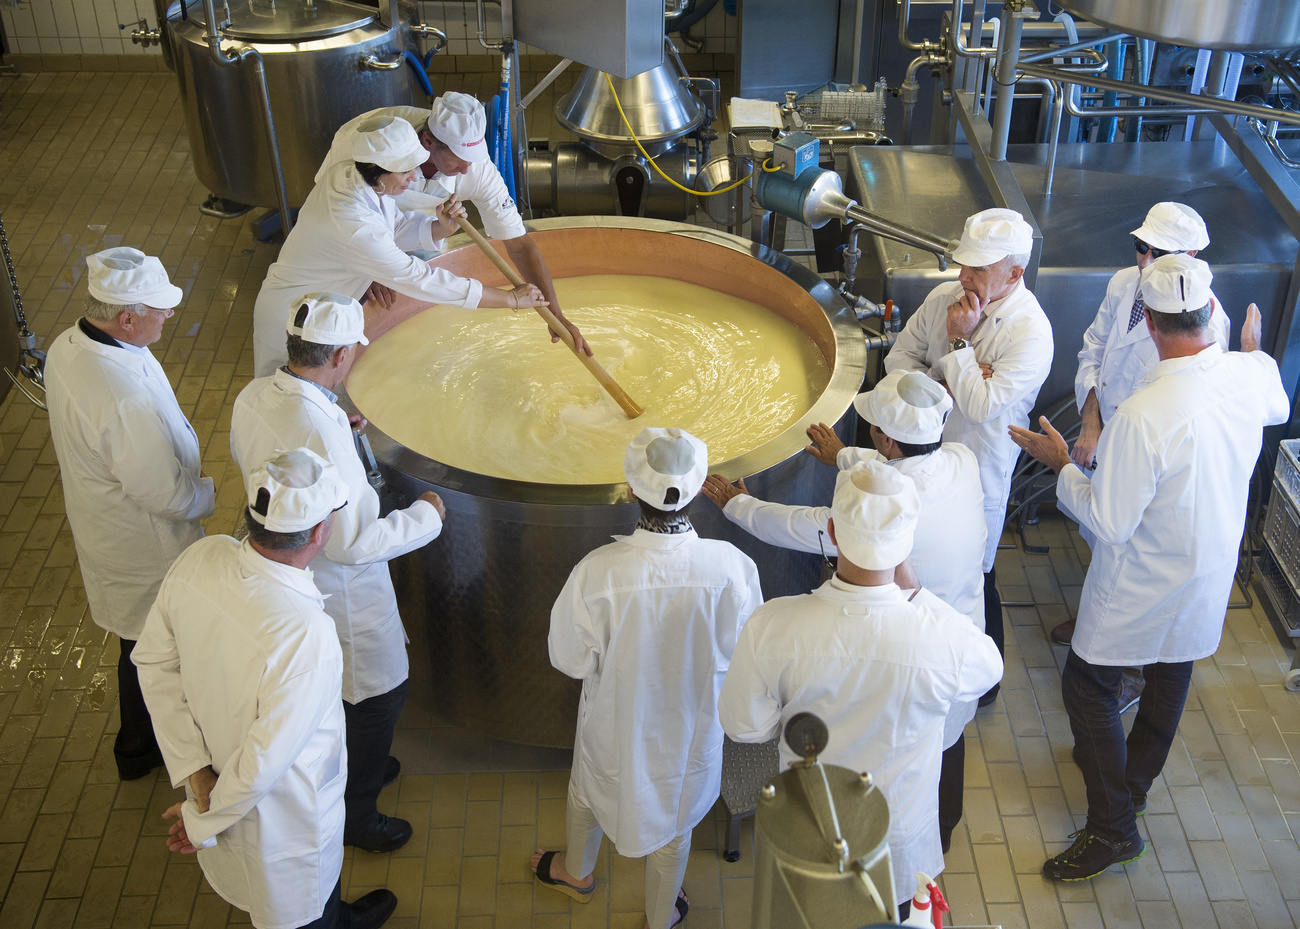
left=251, top=116, right=551, bottom=377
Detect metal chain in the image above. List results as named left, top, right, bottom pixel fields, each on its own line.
left=0, top=210, right=29, bottom=335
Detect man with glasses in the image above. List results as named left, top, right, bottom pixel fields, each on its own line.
left=1056, top=203, right=1230, bottom=657
left=44, top=247, right=216, bottom=781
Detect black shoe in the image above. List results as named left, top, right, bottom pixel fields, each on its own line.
left=381, top=755, right=400, bottom=789
left=345, top=814, right=413, bottom=853
left=348, top=889, right=397, bottom=929
left=117, top=750, right=165, bottom=781
left=1042, top=829, right=1144, bottom=881
left=977, top=685, right=999, bottom=708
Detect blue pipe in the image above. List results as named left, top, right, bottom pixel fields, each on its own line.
left=401, top=50, right=433, bottom=98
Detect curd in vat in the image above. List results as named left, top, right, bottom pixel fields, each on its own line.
left=348, top=275, right=831, bottom=484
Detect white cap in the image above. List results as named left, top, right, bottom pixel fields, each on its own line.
left=351, top=115, right=427, bottom=173
left=286, top=292, right=369, bottom=347
left=624, top=427, right=708, bottom=512
left=830, top=459, right=919, bottom=570
left=1131, top=202, right=1209, bottom=252
left=428, top=92, right=489, bottom=163
left=853, top=370, right=952, bottom=446
left=1139, top=254, right=1213, bottom=314
left=87, top=247, right=183, bottom=309
left=951, top=208, right=1034, bottom=267
left=246, top=447, right=348, bottom=533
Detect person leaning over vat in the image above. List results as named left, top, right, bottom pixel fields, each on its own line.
left=531, top=428, right=763, bottom=929
left=315, top=92, right=588, bottom=357
left=700, top=369, right=986, bottom=855
left=884, top=207, right=1053, bottom=709
left=231, top=294, right=446, bottom=854
left=718, top=459, right=1003, bottom=919
left=43, top=247, right=215, bottom=782
left=251, top=114, right=554, bottom=377
left=135, top=448, right=398, bottom=929
left=1010, top=255, right=1288, bottom=882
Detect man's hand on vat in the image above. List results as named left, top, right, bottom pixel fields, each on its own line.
left=348, top=413, right=367, bottom=432
left=364, top=281, right=397, bottom=309
left=701, top=474, right=749, bottom=509
left=804, top=422, right=845, bottom=466
left=434, top=196, right=468, bottom=240
left=1009, top=415, right=1072, bottom=475
left=418, top=490, right=446, bottom=520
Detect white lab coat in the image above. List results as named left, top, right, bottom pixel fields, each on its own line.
left=43, top=324, right=215, bottom=639
left=134, top=536, right=347, bottom=929
left=251, top=162, right=483, bottom=378
left=317, top=105, right=528, bottom=242
left=1060, top=345, right=1289, bottom=666
left=719, top=579, right=1003, bottom=904
left=886, top=280, right=1053, bottom=569
left=1075, top=265, right=1230, bottom=424
left=230, top=369, right=443, bottom=702
left=720, top=443, right=986, bottom=746
left=549, top=528, right=763, bottom=857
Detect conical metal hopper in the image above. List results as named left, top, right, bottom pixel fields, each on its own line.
left=556, top=63, right=705, bottom=158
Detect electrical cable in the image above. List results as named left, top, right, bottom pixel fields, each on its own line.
left=602, top=73, right=778, bottom=196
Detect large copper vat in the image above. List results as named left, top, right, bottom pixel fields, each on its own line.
left=346, top=218, right=866, bottom=747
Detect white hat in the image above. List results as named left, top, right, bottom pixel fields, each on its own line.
left=853, top=370, right=952, bottom=446
left=951, top=208, right=1034, bottom=267
left=351, top=115, right=427, bottom=173
left=246, top=447, right=348, bottom=533
left=1131, top=202, right=1209, bottom=252
left=428, top=92, right=489, bottom=163
left=87, top=247, right=183, bottom=309
left=624, top=427, right=708, bottom=512
left=1139, top=254, right=1213, bottom=314
left=286, top=292, right=369, bottom=347
left=830, top=460, right=919, bottom=570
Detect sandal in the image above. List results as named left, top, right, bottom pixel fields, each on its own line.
left=532, top=850, right=595, bottom=904
left=672, top=888, right=689, bottom=926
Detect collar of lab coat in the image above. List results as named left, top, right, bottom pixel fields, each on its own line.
left=1142, top=342, right=1224, bottom=385
left=612, top=526, right=699, bottom=550
left=817, top=575, right=908, bottom=607
left=67, top=325, right=159, bottom=377
left=982, top=278, right=1027, bottom=323
left=270, top=367, right=347, bottom=424
left=237, top=539, right=326, bottom=602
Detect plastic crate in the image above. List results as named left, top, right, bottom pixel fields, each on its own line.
left=1254, top=548, right=1300, bottom=637
left=1264, top=477, right=1300, bottom=593
left=1273, top=438, right=1300, bottom=507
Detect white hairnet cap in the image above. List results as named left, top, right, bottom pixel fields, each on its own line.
left=428, top=92, right=489, bottom=163
left=286, top=292, right=368, bottom=346
left=830, top=459, right=919, bottom=570
left=951, top=208, right=1034, bottom=267
left=351, top=115, right=427, bottom=174
left=246, top=447, right=348, bottom=533
left=87, top=247, right=183, bottom=309
left=1131, top=202, right=1210, bottom=252
left=854, top=369, right=952, bottom=446
left=624, top=427, right=708, bottom=512
left=1139, top=254, right=1213, bottom=314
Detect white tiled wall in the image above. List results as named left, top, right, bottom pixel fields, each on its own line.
left=1, top=0, right=163, bottom=56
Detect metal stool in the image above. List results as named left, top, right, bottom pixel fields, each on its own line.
left=719, top=737, right=780, bottom=862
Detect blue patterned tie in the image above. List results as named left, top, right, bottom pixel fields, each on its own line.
left=1127, top=292, right=1146, bottom=332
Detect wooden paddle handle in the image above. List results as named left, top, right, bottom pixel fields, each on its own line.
left=454, top=217, right=644, bottom=419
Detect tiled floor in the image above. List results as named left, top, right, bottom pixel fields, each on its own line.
left=2, top=68, right=1299, bottom=929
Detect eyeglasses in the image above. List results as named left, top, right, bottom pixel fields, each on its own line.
left=1133, top=237, right=1180, bottom=259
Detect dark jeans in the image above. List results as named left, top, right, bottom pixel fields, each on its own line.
left=938, top=734, right=965, bottom=850
left=343, top=678, right=409, bottom=836
left=1062, top=649, right=1193, bottom=844
left=114, top=638, right=162, bottom=779
left=981, top=567, right=1005, bottom=701
left=298, top=879, right=347, bottom=929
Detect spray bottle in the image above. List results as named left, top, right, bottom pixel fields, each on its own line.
left=900, top=872, right=949, bottom=929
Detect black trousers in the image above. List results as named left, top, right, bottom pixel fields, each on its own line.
left=342, top=678, right=409, bottom=835
left=114, top=638, right=162, bottom=779
left=298, top=879, right=348, bottom=929
left=981, top=567, right=1005, bottom=701
left=938, top=734, right=965, bottom=851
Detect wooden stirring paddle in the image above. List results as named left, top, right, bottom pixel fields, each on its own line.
left=454, top=216, right=643, bottom=419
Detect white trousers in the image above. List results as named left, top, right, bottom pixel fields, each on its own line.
left=566, top=781, right=691, bottom=929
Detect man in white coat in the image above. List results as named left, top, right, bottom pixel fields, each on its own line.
left=315, top=93, right=584, bottom=354
left=885, top=207, right=1053, bottom=707
left=700, top=369, right=986, bottom=852
left=44, top=247, right=215, bottom=781
left=531, top=428, right=762, bottom=929
left=136, top=448, right=399, bottom=929
left=1052, top=202, right=1230, bottom=648
left=718, top=459, right=1003, bottom=914
left=231, top=294, right=446, bottom=853
left=1011, top=255, right=1289, bottom=881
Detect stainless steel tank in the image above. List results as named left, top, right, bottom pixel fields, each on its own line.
left=166, top=0, right=425, bottom=209
left=1059, top=0, right=1300, bottom=53
left=348, top=218, right=867, bottom=747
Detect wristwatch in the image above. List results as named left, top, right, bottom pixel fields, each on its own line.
left=949, top=337, right=968, bottom=352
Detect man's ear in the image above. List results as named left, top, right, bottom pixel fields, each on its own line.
left=826, top=517, right=837, bottom=548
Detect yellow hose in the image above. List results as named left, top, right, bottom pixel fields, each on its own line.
left=602, top=72, right=780, bottom=196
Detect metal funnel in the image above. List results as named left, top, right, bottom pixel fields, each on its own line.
left=556, top=63, right=704, bottom=157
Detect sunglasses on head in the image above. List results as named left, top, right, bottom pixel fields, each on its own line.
left=1133, top=237, right=1172, bottom=258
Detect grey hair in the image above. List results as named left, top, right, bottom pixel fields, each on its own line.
left=1147, top=303, right=1212, bottom=335
left=1002, top=252, right=1032, bottom=271
left=286, top=333, right=346, bottom=369
left=84, top=294, right=143, bottom=321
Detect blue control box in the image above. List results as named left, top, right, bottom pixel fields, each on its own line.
left=774, top=131, right=820, bottom=177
